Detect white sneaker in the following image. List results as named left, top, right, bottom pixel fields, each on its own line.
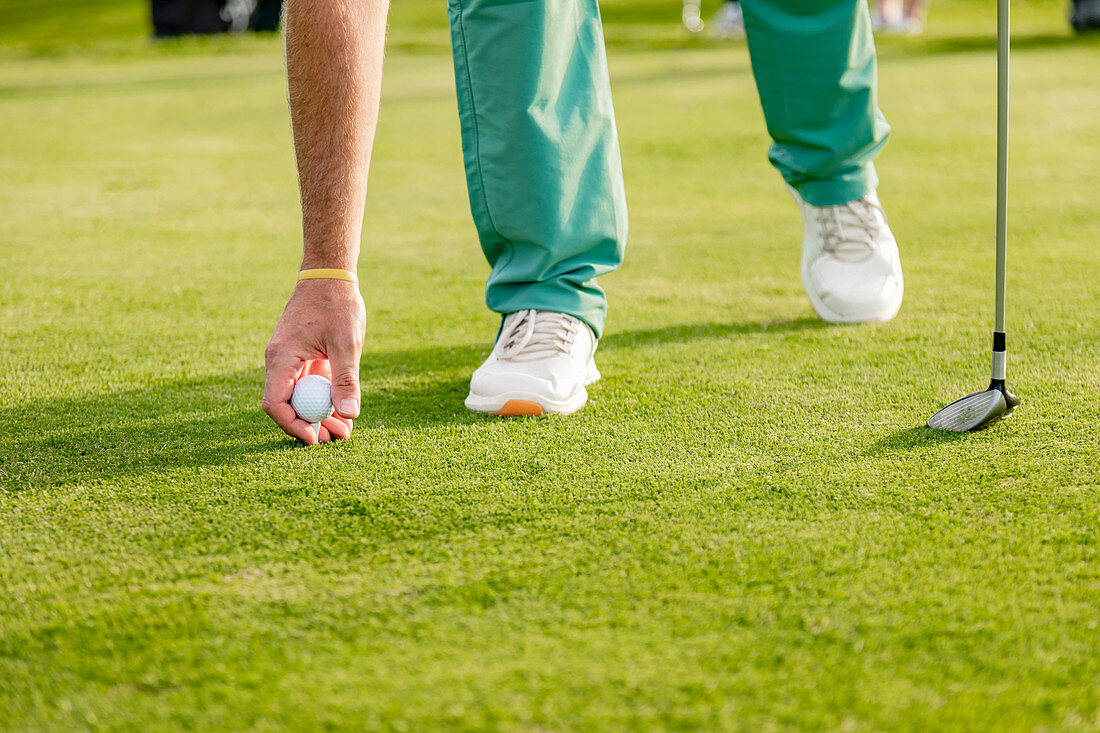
left=465, top=309, right=601, bottom=417
left=790, top=186, right=904, bottom=324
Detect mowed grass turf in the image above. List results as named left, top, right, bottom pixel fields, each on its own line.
left=1, top=1, right=1099, bottom=729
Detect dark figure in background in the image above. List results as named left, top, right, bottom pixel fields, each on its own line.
left=250, top=0, right=284, bottom=31
left=151, top=0, right=283, bottom=37
left=152, top=0, right=227, bottom=36
left=1072, top=0, right=1100, bottom=32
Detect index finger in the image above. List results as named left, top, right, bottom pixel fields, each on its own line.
left=306, top=359, right=332, bottom=380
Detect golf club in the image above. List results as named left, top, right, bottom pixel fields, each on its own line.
left=927, top=0, right=1021, bottom=432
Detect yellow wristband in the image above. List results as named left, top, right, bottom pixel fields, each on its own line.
left=297, top=268, right=358, bottom=284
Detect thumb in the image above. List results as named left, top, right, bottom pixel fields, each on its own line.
left=328, top=340, right=362, bottom=419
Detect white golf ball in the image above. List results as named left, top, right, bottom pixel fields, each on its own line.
left=291, top=374, right=334, bottom=423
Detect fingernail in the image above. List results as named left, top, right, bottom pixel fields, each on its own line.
left=339, top=398, right=359, bottom=416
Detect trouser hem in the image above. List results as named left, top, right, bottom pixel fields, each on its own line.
left=788, top=163, right=879, bottom=207
left=487, top=283, right=607, bottom=339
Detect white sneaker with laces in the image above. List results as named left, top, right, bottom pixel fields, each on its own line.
left=790, top=186, right=904, bottom=324
left=465, top=309, right=601, bottom=416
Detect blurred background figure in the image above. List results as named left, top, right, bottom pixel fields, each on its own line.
left=248, top=0, right=283, bottom=31
left=152, top=0, right=282, bottom=37
left=681, top=0, right=742, bottom=38
left=1071, top=0, right=1100, bottom=32
left=681, top=0, right=705, bottom=33
left=873, top=0, right=929, bottom=34
left=711, top=0, right=744, bottom=39
left=152, top=0, right=226, bottom=35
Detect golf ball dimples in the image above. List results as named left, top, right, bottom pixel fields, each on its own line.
left=291, top=375, right=334, bottom=423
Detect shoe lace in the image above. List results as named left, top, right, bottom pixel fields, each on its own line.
left=814, top=195, right=885, bottom=263
left=496, top=310, right=581, bottom=362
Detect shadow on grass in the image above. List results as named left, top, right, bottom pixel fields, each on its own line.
left=0, top=369, right=277, bottom=492
left=918, top=32, right=1087, bottom=55
left=0, top=368, right=480, bottom=492
left=865, top=426, right=975, bottom=456
left=875, top=31, right=1096, bottom=61
left=0, top=67, right=282, bottom=102
left=610, top=60, right=752, bottom=87
left=0, top=317, right=825, bottom=490
left=602, top=317, right=827, bottom=350
left=604, top=29, right=1096, bottom=55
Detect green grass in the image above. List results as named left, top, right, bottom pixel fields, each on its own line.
left=2, top=1, right=1100, bottom=730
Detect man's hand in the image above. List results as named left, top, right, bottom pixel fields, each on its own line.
left=268, top=0, right=386, bottom=443
left=262, top=279, right=366, bottom=445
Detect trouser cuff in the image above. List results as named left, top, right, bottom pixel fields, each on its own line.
left=787, top=163, right=879, bottom=207
left=487, top=281, right=607, bottom=340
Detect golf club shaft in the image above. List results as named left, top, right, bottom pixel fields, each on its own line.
left=991, top=0, right=1010, bottom=381
left=994, top=0, right=1009, bottom=338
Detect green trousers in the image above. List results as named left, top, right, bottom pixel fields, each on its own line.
left=448, top=0, right=890, bottom=338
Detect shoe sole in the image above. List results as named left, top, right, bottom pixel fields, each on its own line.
left=465, top=362, right=601, bottom=417
left=496, top=400, right=549, bottom=417
left=801, top=264, right=904, bottom=324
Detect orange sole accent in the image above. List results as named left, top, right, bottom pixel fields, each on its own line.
left=495, top=400, right=546, bottom=417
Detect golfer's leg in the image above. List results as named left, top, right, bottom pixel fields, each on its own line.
left=448, top=0, right=627, bottom=338
left=740, top=0, right=889, bottom=206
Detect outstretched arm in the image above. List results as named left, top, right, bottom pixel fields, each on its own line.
left=262, top=0, right=389, bottom=444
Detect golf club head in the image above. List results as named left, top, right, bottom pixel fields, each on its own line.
left=927, top=379, right=1020, bottom=432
